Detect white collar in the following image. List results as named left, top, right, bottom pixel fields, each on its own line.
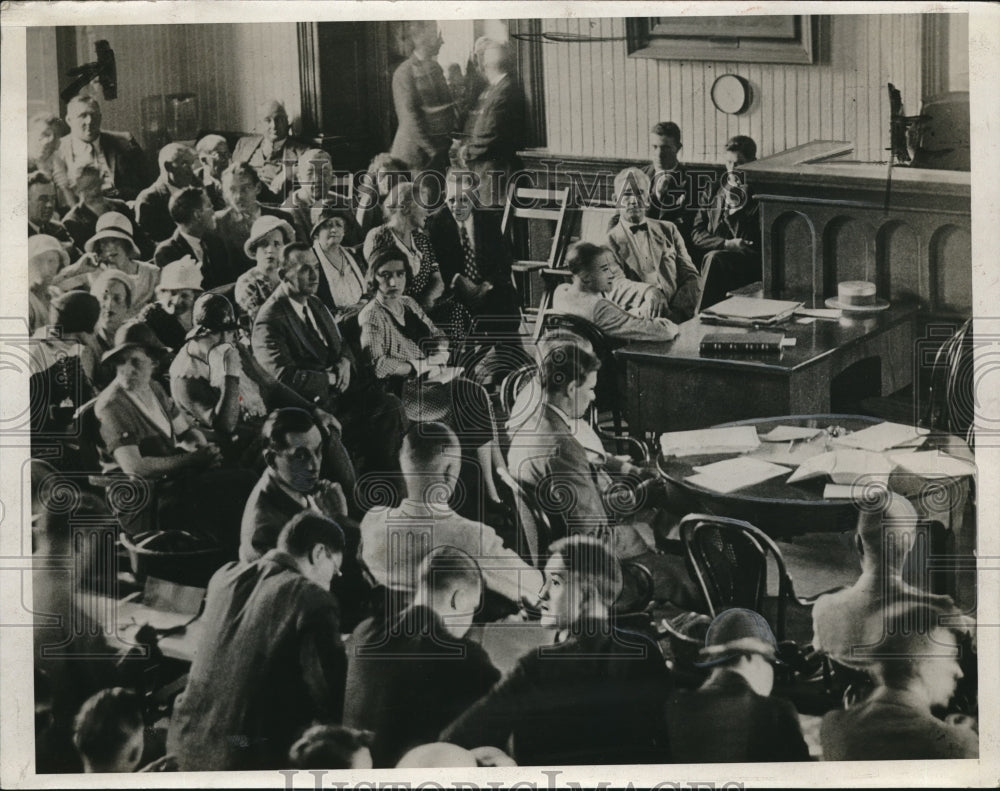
left=179, top=230, right=204, bottom=251
left=547, top=402, right=575, bottom=429
left=488, top=71, right=508, bottom=87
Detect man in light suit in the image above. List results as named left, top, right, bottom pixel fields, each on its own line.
left=251, top=243, right=406, bottom=475
left=152, top=187, right=237, bottom=290
left=607, top=167, right=702, bottom=323
left=389, top=21, right=457, bottom=176
left=232, top=99, right=312, bottom=203
left=505, top=341, right=698, bottom=606
left=59, top=95, right=151, bottom=201
left=459, top=41, right=525, bottom=207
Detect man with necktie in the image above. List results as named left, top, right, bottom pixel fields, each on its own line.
left=606, top=167, right=702, bottom=322
left=252, top=244, right=406, bottom=477
left=27, top=172, right=82, bottom=261
left=58, top=95, right=151, bottom=202
left=153, top=186, right=237, bottom=290
left=641, top=122, right=703, bottom=255
left=426, top=171, right=521, bottom=342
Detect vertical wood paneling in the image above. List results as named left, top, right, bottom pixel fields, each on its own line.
left=540, top=14, right=925, bottom=164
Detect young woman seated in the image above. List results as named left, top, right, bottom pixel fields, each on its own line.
left=359, top=245, right=502, bottom=515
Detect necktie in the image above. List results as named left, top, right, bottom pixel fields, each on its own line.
left=630, top=223, right=649, bottom=234
left=459, top=223, right=480, bottom=281
left=302, top=304, right=326, bottom=347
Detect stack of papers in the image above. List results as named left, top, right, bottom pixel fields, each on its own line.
left=831, top=421, right=927, bottom=452
left=660, top=426, right=761, bottom=458
left=758, top=426, right=824, bottom=442
left=685, top=457, right=791, bottom=494
left=786, top=449, right=895, bottom=486
left=701, top=296, right=804, bottom=326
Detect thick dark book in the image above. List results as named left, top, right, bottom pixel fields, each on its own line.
left=700, top=331, right=784, bottom=354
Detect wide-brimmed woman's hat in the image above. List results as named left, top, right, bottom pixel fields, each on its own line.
left=694, top=608, right=783, bottom=667
left=101, top=319, right=169, bottom=364
left=157, top=256, right=204, bottom=292
left=84, top=212, right=141, bottom=258
left=185, top=292, right=239, bottom=340
left=29, top=234, right=70, bottom=270
left=244, top=214, right=295, bottom=259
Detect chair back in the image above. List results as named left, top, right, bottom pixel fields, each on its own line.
left=541, top=312, right=625, bottom=431
left=499, top=363, right=538, bottom=418
left=497, top=467, right=555, bottom=567
left=502, top=184, right=571, bottom=315
left=680, top=513, right=797, bottom=641
left=923, top=318, right=974, bottom=445
left=577, top=203, right=618, bottom=246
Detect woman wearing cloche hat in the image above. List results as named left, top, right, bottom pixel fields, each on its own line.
left=168, top=292, right=356, bottom=493
left=664, top=608, right=810, bottom=763
left=53, top=211, right=160, bottom=309
left=137, top=256, right=204, bottom=351
left=233, top=214, right=297, bottom=323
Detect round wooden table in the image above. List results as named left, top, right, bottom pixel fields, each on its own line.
left=656, top=414, right=974, bottom=538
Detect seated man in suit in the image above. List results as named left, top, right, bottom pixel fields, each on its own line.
left=135, top=143, right=201, bottom=244
left=360, top=422, right=541, bottom=608
left=425, top=171, right=521, bottom=341
left=607, top=167, right=701, bottom=323
left=691, top=135, right=762, bottom=310
left=251, top=243, right=406, bottom=475
left=642, top=121, right=704, bottom=252
left=441, top=535, right=670, bottom=765
left=232, top=99, right=311, bottom=202
left=811, top=494, right=960, bottom=670
left=552, top=241, right=680, bottom=343
left=169, top=511, right=348, bottom=771
left=59, top=95, right=150, bottom=202
left=216, top=162, right=296, bottom=272
left=458, top=40, right=525, bottom=208
left=195, top=134, right=231, bottom=209
left=345, top=546, right=502, bottom=768
left=27, top=171, right=81, bottom=261
left=821, top=603, right=977, bottom=760
left=506, top=341, right=698, bottom=606
left=665, top=608, right=810, bottom=763
left=239, top=408, right=353, bottom=563
left=153, top=187, right=237, bottom=290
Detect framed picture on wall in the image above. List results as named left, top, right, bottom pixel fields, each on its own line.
left=626, top=15, right=816, bottom=64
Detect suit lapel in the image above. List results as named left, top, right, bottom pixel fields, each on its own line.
left=282, top=296, right=326, bottom=361
left=101, top=134, right=118, bottom=179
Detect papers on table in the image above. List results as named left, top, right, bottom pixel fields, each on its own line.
left=831, top=421, right=927, bottom=452
left=822, top=484, right=857, bottom=499
left=660, top=426, right=761, bottom=458
left=685, top=457, right=792, bottom=494
left=886, top=450, right=977, bottom=478
left=701, top=296, right=804, bottom=323
left=786, top=449, right=895, bottom=485
left=795, top=307, right=842, bottom=320
left=759, top=426, right=824, bottom=442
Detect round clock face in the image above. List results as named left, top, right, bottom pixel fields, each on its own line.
left=711, top=74, right=751, bottom=115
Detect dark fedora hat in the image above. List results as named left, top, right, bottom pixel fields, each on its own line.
left=694, top=607, right=783, bottom=667
left=185, top=292, right=239, bottom=340
left=101, top=320, right=169, bottom=365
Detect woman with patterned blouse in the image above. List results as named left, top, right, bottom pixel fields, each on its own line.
left=234, top=214, right=296, bottom=323
left=362, top=182, right=446, bottom=317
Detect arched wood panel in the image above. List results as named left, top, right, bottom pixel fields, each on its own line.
left=930, top=224, right=972, bottom=316
left=770, top=211, right=819, bottom=298
left=824, top=216, right=876, bottom=297
left=877, top=220, right=922, bottom=304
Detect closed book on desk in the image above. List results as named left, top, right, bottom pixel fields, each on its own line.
left=701, top=332, right=784, bottom=355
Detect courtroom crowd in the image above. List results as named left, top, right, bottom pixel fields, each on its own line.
left=27, top=20, right=976, bottom=773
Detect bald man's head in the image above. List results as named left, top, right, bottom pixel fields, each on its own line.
left=259, top=99, right=290, bottom=143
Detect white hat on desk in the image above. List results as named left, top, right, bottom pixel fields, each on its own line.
left=825, top=280, right=890, bottom=313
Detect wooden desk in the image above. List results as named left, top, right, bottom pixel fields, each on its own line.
left=615, top=302, right=917, bottom=436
